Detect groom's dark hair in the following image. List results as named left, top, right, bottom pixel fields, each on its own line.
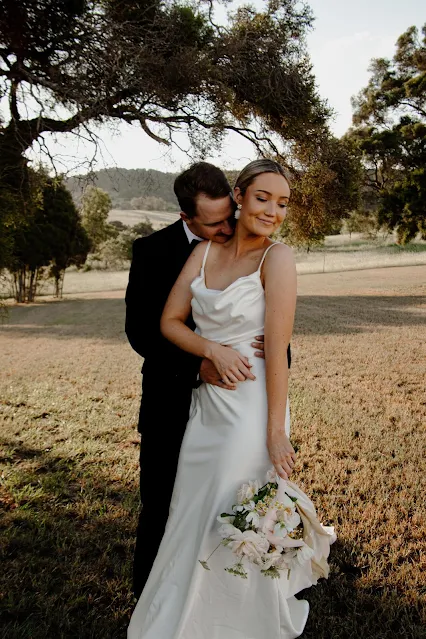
left=174, top=162, right=234, bottom=219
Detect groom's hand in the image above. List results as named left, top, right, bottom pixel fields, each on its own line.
left=251, top=335, right=265, bottom=359
left=199, top=358, right=237, bottom=390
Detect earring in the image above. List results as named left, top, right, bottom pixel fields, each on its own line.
left=235, top=204, right=242, bottom=220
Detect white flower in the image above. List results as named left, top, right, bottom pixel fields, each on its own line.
left=246, top=510, right=260, bottom=528
left=280, top=493, right=296, bottom=509
left=273, top=522, right=288, bottom=539
left=266, top=468, right=278, bottom=483
left=218, top=523, right=240, bottom=539
left=237, top=480, right=260, bottom=505
left=276, top=549, right=297, bottom=569
left=297, top=543, right=315, bottom=565
left=228, top=529, right=269, bottom=563
left=217, top=514, right=235, bottom=525
left=276, top=507, right=301, bottom=533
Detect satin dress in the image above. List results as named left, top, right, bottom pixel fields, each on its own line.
left=128, top=242, right=335, bottom=639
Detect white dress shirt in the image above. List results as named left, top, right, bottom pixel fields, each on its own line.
left=182, top=220, right=203, bottom=244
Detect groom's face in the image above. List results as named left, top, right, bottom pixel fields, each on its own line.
left=181, top=194, right=234, bottom=243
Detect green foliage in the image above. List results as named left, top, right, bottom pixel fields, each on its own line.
left=349, top=24, right=426, bottom=244
left=379, top=168, right=426, bottom=244
left=80, top=187, right=113, bottom=251
left=343, top=210, right=380, bottom=238
left=109, top=220, right=129, bottom=236
left=131, top=218, right=154, bottom=238
left=279, top=136, right=362, bottom=248
left=8, top=177, right=90, bottom=301
left=93, top=216, right=153, bottom=268
left=96, top=230, right=138, bottom=268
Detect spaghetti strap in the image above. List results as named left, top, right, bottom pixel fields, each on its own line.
left=257, top=242, right=280, bottom=272
left=201, top=240, right=212, bottom=275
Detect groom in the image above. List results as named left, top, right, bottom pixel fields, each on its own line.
left=125, top=162, right=291, bottom=598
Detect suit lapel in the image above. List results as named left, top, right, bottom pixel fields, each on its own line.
left=167, top=219, right=193, bottom=270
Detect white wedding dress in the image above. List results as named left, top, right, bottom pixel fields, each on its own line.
left=128, top=242, right=335, bottom=639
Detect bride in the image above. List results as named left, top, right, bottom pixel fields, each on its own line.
left=128, top=159, right=334, bottom=639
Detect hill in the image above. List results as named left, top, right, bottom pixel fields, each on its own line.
left=66, top=167, right=180, bottom=210
left=66, top=167, right=240, bottom=212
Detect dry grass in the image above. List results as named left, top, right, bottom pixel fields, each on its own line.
left=109, top=209, right=179, bottom=230
left=1, top=234, right=426, bottom=300
left=1, top=266, right=425, bottom=638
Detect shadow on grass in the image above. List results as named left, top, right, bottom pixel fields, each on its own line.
left=295, top=294, right=425, bottom=336
left=0, top=440, right=138, bottom=638
left=300, top=537, right=425, bottom=638
left=1, top=294, right=425, bottom=343
left=1, top=297, right=127, bottom=344
left=1, top=441, right=425, bottom=639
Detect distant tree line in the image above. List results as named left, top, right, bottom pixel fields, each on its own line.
left=66, top=168, right=180, bottom=211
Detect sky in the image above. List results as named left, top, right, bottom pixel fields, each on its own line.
left=31, top=0, right=425, bottom=174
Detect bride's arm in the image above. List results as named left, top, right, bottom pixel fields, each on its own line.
left=161, top=243, right=254, bottom=386
left=263, top=244, right=297, bottom=480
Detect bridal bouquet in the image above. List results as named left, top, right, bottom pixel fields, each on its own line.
left=200, top=468, right=315, bottom=579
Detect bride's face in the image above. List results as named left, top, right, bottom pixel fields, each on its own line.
left=235, top=173, right=290, bottom=237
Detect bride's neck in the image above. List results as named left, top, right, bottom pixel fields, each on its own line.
left=229, top=224, right=269, bottom=257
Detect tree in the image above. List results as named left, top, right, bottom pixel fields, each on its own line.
left=45, top=183, right=91, bottom=297
left=9, top=177, right=89, bottom=302
left=348, top=24, right=426, bottom=243
left=0, top=0, right=333, bottom=260
left=80, top=186, right=112, bottom=251
left=343, top=209, right=380, bottom=238
left=132, top=218, right=155, bottom=238
left=97, top=229, right=138, bottom=268
left=279, top=136, right=362, bottom=248
left=109, top=220, right=129, bottom=235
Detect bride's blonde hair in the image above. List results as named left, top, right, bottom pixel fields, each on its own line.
left=235, top=159, right=291, bottom=195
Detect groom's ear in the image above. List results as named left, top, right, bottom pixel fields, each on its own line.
left=180, top=211, right=190, bottom=223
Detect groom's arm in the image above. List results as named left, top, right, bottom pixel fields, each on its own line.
left=125, top=236, right=160, bottom=359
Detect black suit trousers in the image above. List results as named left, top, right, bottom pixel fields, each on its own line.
left=132, top=373, right=194, bottom=599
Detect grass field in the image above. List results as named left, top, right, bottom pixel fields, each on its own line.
left=1, top=265, right=425, bottom=638
left=1, top=231, right=426, bottom=300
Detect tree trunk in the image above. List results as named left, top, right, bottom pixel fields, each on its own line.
left=28, top=269, right=36, bottom=302
left=58, top=271, right=65, bottom=299
left=17, top=268, right=26, bottom=303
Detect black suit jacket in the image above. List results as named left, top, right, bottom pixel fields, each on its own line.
left=125, top=219, right=201, bottom=381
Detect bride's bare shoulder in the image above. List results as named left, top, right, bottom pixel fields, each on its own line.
left=267, top=242, right=294, bottom=263
left=262, top=243, right=295, bottom=283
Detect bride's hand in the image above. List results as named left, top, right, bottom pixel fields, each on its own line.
left=209, top=344, right=256, bottom=386
left=267, top=427, right=296, bottom=481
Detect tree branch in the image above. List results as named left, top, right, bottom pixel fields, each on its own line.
left=399, top=101, right=426, bottom=118
left=139, top=119, right=171, bottom=145
left=10, top=80, right=20, bottom=122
